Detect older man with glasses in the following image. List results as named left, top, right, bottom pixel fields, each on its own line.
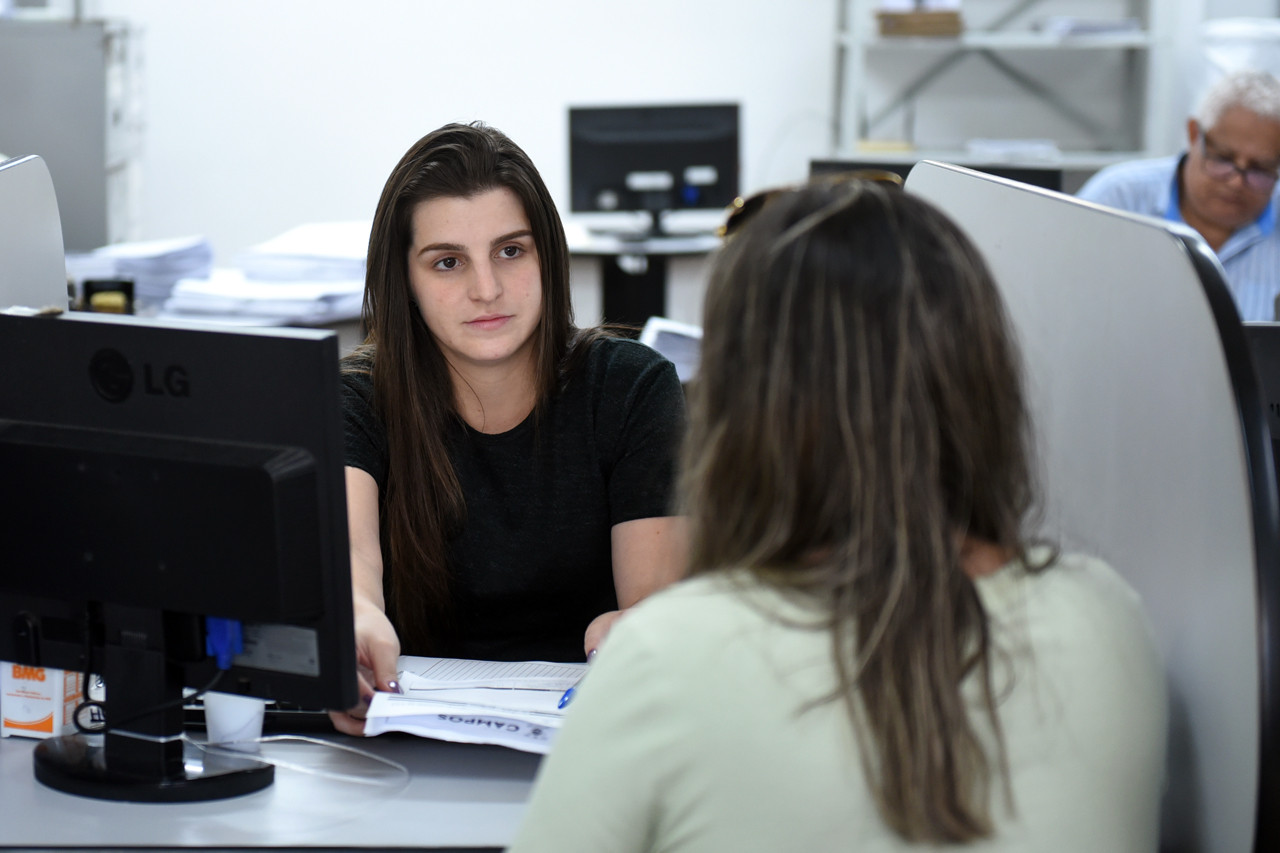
left=1078, top=69, right=1280, bottom=321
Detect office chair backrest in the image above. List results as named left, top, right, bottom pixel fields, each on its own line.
left=0, top=154, right=68, bottom=311
left=907, top=161, right=1278, bottom=852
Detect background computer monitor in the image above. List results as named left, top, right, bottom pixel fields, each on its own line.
left=569, top=103, right=739, bottom=236
left=810, top=157, right=1064, bottom=192
left=0, top=311, right=357, bottom=802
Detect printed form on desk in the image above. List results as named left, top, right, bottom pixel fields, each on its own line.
left=364, top=656, right=587, bottom=754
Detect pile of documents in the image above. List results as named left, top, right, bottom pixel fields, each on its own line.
left=67, top=235, right=214, bottom=307
left=163, top=269, right=364, bottom=324
left=1036, top=16, right=1141, bottom=38
left=161, top=221, right=369, bottom=325
left=964, top=138, right=1063, bottom=163
left=235, top=221, right=369, bottom=282
left=364, top=656, right=588, bottom=755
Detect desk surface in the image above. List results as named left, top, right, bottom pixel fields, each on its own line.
left=564, top=225, right=721, bottom=257
left=0, top=732, right=541, bottom=850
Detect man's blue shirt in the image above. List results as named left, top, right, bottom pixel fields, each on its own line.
left=1078, top=154, right=1280, bottom=322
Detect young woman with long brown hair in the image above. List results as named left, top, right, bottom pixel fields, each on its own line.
left=511, top=178, right=1167, bottom=850
left=329, top=123, right=687, bottom=735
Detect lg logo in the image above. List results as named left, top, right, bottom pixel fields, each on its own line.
left=89, top=348, right=191, bottom=403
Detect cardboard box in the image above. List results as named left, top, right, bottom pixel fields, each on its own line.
left=1, top=662, right=83, bottom=739
left=876, top=11, right=963, bottom=38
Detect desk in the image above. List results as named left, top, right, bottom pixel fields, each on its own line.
left=293, top=313, right=364, bottom=355
left=566, top=228, right=720, bottom=330
left=0, top=733, right=540, bottom=850
left=147, top=310, right=366, bottom=357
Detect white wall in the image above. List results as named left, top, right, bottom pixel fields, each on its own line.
left=95, top=2, right=833, bottom=277
left=1208, top=0, right=1279, bottom=16
left=85, top=0, right=1278, bottom=325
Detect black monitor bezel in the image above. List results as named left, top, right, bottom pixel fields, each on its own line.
left=568, top=103, right=740, bottom=229
left=0, top=312, right=357, bottom=713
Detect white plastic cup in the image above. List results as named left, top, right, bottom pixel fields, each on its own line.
left=202, top=691, right=266, bottom=752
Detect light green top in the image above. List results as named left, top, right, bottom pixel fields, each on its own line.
left=510, top=551, right=1167, bottom=852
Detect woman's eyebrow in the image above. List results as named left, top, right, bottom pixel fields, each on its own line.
left=491, top=229, right=533, bottom=247
left=416, top=241, right=464, bottom=257
left=415, top=230, right=532, bottom=258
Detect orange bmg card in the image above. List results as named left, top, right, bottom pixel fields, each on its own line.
left=1, top=662, right=82, bottom=739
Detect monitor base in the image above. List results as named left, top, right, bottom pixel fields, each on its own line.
left=33, top=734, right=274, bottom=802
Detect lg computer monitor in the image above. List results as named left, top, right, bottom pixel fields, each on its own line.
left=569, top=103, right=739, bottom=237
left=0, top=311, right=357, bottom=802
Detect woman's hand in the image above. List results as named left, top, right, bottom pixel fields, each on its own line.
left=583, top=609, right=625, bottom=657
left=328, top=596, right=402, bottom=736
left=330, top=467, right=402, bottom=735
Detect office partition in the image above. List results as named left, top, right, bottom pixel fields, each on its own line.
left=907, top=161, right=1278, bottom=852
left=0, top=154, right=67, bottom=311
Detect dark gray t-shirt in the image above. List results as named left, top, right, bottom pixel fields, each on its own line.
left=340, top=337, right=685, bottom=662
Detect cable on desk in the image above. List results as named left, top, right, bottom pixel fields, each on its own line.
left=73, top=669, right=225, bottom=736
left=190, top=734, right=412, bottom=794
left=72, top=609, right=237, bottom=736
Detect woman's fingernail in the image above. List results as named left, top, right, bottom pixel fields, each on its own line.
left=586, top=649, right=598, bottom=664
left=387, top=680, right=402, bottom=694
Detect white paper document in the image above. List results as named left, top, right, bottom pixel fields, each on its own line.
left=67, top=234, right=215, bottom=304
left=160, top=268, right=364, bottom=323
left=236, top=220, right=370, bottom=281
left=363, top=656, right=587, bottom=754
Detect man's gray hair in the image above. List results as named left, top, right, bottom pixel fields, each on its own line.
left=1195, top=69, right=1280, bottom=128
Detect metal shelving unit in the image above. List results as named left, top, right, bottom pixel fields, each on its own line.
left=831, top=0, right=1174, bottom=174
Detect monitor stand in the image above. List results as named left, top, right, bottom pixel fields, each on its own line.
left=588, top=208, right=671, bottom=244
left=29, top=604, right=274, bottom=803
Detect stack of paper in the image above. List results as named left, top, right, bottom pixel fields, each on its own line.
left=236, top=221, right=369, bottom=281
left=1036, top=16, right=1141, bottom=38
left=965, top=138, right=1063, bottom=163
left=160, top=221, right=371, bottom=325
left=364, top=656, right=588, bottom=755
left=67, top=235, right=214, bottom=306
left=163, top=268, right=364, bottom=325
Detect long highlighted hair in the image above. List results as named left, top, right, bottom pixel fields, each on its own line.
left=682, top=180, right=1047, bottom=841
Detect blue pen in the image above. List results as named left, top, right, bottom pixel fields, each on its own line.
left=558, top=649, right=596, bottom=709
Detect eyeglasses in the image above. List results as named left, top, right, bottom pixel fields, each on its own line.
left=717, top=169, right=905, bottom=239
left=1198, top=132, right=1280, bottom=193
